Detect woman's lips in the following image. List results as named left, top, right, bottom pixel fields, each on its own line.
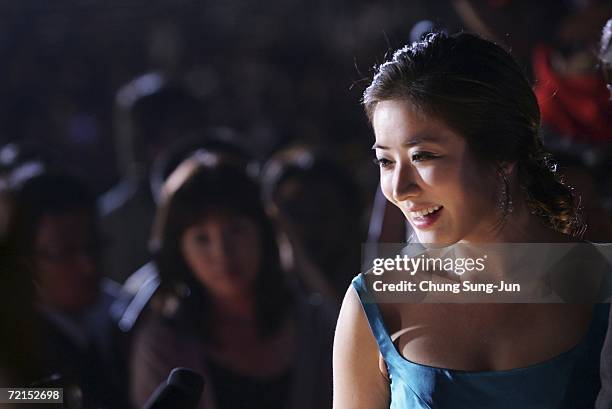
left=410, top=206, right=443, bottom=229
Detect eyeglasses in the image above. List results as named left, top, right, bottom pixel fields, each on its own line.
left=33, top=243, right=101, bottom=264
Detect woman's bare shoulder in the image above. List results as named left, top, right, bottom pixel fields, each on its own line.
left=333, top=286, right=390, bottom=409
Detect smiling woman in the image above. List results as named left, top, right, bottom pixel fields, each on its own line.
left=371, top=100, right=497, bottom=244
left=332, top=32, right=608, bottom=409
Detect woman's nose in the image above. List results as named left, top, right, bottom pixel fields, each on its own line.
left=392, top=164, right=420, bottom=202
left=211, top=233, right=234, bottom=259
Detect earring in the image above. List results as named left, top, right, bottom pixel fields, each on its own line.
left=498, top=168, right=513, bottom=218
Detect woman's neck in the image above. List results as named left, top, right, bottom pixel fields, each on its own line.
left=498, top=200, right=572, bottom=243
left=209, top=292, right=257, bottom=325
left=462, top=188, right=570, bottom=244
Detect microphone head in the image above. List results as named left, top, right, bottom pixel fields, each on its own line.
left=143, top=367, right=204, bottom=409
left=31, top=374, right=83, bottom=409
left=167, top=367, right=204, bottom=396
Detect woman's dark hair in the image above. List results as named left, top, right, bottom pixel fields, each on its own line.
left=363, top=32, right=581, bottom=235
left=149, top=127, right=251, bottom=204
left=7, top=170, right=97, bottom=257
left=150, top=153, right=294, bottom=341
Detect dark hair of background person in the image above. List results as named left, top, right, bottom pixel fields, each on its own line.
left=261, top=146, right=364, bottom=298
left=131, top=85, right=206, bottom=147
left=0, top=236, right=43, bottom=384
left=114, top=75, right=210, bottom=175
left=149, top=127, right=252, bottom=204
left=363, top=31, right=583, bottom=236
left=1, top=170, right=96, bottom=385
left=261, top=146, right=362, bottom=220
left=149, top=154, right=294, bottom=342
left=7, top=171, right=98, bottom=260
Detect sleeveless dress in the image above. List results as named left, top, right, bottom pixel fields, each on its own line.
left=352, top=273, right=608, bottom=409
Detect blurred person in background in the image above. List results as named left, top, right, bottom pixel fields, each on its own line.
left=0, top=141, right=62, bottom=238
left=450, top=0, right=568, bottom=68
left=99, top=74, right=210, bottom=283
left=0, top=143, right=57, bottom=388
left=454, top=0, right=612, bottom=240
left=130, top=153, right=337, bottom=409
left=6, top=170, right=129, bottom=408
left=114, top=130, right=252, bottom=334
left=593, top=17, right=612, bottom=409
left=0, top=235, right=43, bottom=388
left=531, top=0, right=612, bottom=242
left=261, top=146, right=364, bottom=303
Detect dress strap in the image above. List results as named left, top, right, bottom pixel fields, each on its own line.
left=351, top=273, right=401, bottom=367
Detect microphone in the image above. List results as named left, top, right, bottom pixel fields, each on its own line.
left=31, top=374, right=83, bottom=409
left=143, top=367, right=204, bottom=409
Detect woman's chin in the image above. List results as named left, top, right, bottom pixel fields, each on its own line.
left=414, top=230, right=458, bottom=247
left=209, top=281, right=252, bottom=300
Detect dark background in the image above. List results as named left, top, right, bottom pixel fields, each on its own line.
left=0, top=0, right=463, bottom=199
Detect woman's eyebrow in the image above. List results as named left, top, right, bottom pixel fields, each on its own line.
left=372, top=134, right=442, bottom=150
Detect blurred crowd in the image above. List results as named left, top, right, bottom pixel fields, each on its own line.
left=0, top=0, right=611, bottom=408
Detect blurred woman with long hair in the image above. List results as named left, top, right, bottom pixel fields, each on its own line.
left=130, top=152, right=336, bottom=409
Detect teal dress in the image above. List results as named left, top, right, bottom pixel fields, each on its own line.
left=352, top=273, right=608, bottom=409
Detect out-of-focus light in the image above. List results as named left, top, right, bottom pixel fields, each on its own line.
left=116, top=72, right=165, bottom=109
left=0, top=143, right=19, bottom=166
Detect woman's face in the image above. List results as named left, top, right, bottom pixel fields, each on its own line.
left=181, top=209, right=261, bottom=299
left=372, top=100, right=500, bottom=245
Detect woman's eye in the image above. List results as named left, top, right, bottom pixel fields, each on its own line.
left=411, top=152, right=437, bottom=162
left=373, top=157, right=393, bottom=168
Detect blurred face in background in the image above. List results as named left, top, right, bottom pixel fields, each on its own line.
left=181, top=209, right=261, bottom=300
left=372, top=100, right=500, bottom=245
left=33, top=209, right=101, bottom=312
left=275, top=176, right=352, bottom=263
